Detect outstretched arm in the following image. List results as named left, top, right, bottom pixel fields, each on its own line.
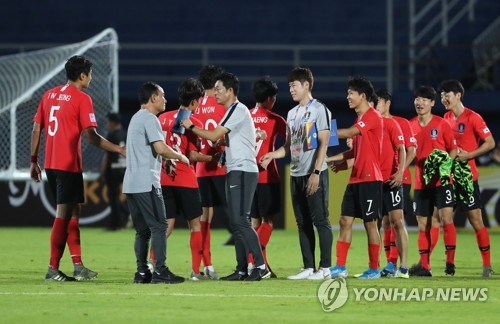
left=84, top=127, right=126, bottom=157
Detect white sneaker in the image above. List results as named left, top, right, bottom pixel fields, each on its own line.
left=204, top=266, right=219, bottom=280
left=307, top=268, right=331, bottom=280
left=287, top=268, right=314, bottom=280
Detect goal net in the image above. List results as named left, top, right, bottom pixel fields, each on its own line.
left=0, top=28, right=119, bottom=181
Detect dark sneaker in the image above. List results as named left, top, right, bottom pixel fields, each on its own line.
left=410, top=267, right=432, bottom=277
left=45, top=268, right=76, bottom=282
left=444, top=262, right=456, bottom=276
left=220, top=270, right=248, bottom=281
left=133, top=270, right=152, bottom=284
left=73, top=265, right=98, bottom=281
left=151, top=267, right=185, bottom=284
left=244, top=268, right=271, bottom=281
left=409, top=262, right=422, bottom=276
left=483, top=266, right=495, bottom=278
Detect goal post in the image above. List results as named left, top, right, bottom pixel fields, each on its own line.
left=0, top=28, right=119, bottom=181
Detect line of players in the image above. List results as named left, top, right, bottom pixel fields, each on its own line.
left=147, top=66, right=495, bottom=281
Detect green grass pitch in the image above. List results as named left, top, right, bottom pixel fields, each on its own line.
left=0, top=227, right=498, bottom=323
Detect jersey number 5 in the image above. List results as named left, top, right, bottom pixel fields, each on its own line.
left=48, top=105, right=60, bottom=136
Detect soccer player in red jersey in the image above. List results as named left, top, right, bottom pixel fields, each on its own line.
left=375, top=89, right=412, bottom=278
left=328, top=76, right=384, bottom=280
left=247, top=76, right=286, bottom=277
left=30, top=56, right=126, bottom=281
left=441, top=79, right=495, bottom=277
left=192, top=65, right=228, bottom=279
left=409, top=85, right=457, bottom=277
left=156, top=78, right=209, bottom=280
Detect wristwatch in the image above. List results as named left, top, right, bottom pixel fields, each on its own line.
left=313, top=169, right=321, bottom=175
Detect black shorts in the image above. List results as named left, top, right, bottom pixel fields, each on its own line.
left=251, top=183, right=281, bottom=219
left=341, top=182, right=382, bottom=221
left=382, top=183, right=404, bottom=215
left=402, top=183, right=414, bottom=219
left=45, top=169, right=84, bottom=204
left=456, top=181, right=482, bottom=211
left=414, top=184, right=455, bottom=217
left=197, top=175, right=226, bottom=207
left=162, top=186, right=203, bottom=220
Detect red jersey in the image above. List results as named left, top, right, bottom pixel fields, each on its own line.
left=410, top=115, right=457, bottom=189
left=349, top=107, right=384, bottom=184
left=444, top=107, right=492, bottom=181
left=392, top=115, right=417, bottom=185
left=250, top=106, right=287, bottom=183
left=192, top=96, right=227, bottom=177
left=33, top=84, right=97, bottom=172
left=158, top=110, right=202, bottom=188
left=380, top=117, right=405, bottom=182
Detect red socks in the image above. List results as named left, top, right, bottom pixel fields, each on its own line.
left=443, top=223, right=456, bottom=264
left=418, top=230, right=430, bottom=270
left=336, top=241, right=351, bottom=267
left=67, top=218, right=82, bottom=265
left=200, top=221, right=212, bottom=266
left=368, top=244, right=380, bottom=269
left=258, top=223, right=273, bottom=265
left=49, top=218, right=70, bottom=269
left=475, top=227, right=491, bottom=266
left=190, top=231, right=203, bottom=273
left=430, top=226, right=440, bottom=254
left=388, top=226, right=399, bottom=264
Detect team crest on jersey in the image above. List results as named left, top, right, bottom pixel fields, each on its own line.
left=89, top=113, right=96, bottom=123
left=430, top=128, right=438, bottom=139
left=458, top=123, right=465, bottom=133
left=304, top=111, right=311, bottom=121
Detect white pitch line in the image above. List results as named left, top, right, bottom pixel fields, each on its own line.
left=0, top=291, right=315, bottom=299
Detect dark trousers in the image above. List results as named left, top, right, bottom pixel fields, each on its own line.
left=226, top=171, right=263, bottom=272
left=126, top=187, right=167, bottom=272
left=105, top=170, right=127, bottom=229
left=290, top=172, right=333, bottom=269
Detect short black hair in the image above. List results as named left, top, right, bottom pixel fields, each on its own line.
left=252, top=76, right=278, bottom=103
left=347, top=76, right=374, bottom=99
left=288, top=67, right=314, bottom=90
left=217, top=72, right=240, bottom=96
left=198, top=65, right=224, bottom=90
left=107, top=112, right=121, bottom=123
left=65, top=55, right=92, bottom=81
left=413, top=85, right=437, bottom=101
left=439, top=79, right=464, bottom=97
left=138, top=82, right=160, bottom=105
left=375, top=88, right=392, bottom=102
left=178, top=78, right=204, bottom=107
left=369, top=94, right=378, bottom=107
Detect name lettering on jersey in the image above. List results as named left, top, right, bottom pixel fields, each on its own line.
left=483, top=127, right=490, bottom=134
left=253, top=116, right=268, bottom=124
left=48, top=93, right=57, bottom=99
left=358, top=121, right=366, bottom=128
left=169, top=119, right=173, bottom=126
left=89, top=113, right=96, bottom=123
left=458, top=123, right=465, bottom=133
left=430, top=128, right=438, bottom=139
left=200, top=106, right=216, bottom=114
left=57, top=94, right=72, bottom=102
